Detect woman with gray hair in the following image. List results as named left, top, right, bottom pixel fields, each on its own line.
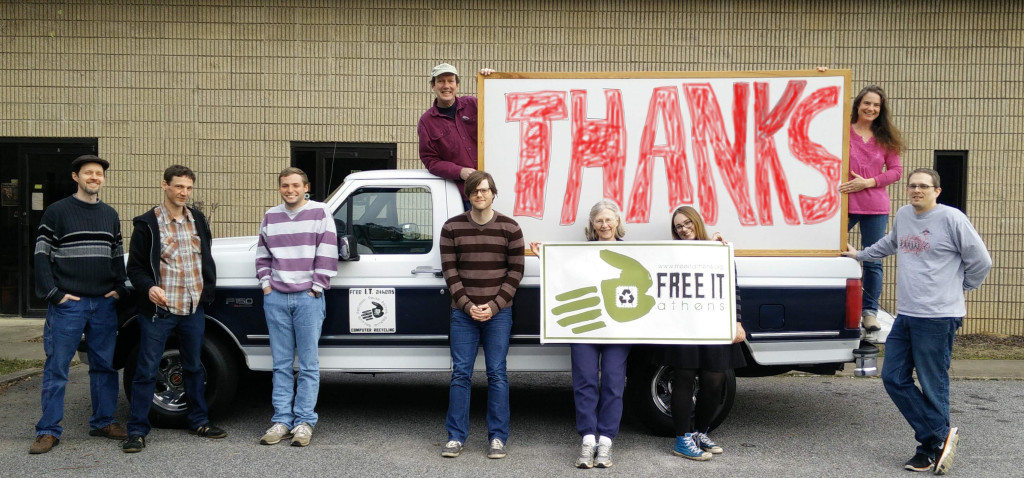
left=530, top=199, right=630, bottom=469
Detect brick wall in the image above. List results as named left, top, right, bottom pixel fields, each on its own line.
left=1, top=0, right=1021, bottom=333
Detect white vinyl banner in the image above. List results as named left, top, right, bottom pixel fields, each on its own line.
left=540, top=241, right=735, bottom=344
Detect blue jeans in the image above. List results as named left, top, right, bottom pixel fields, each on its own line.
left=264, top=290, right=325, bottom=428
left=445, top=307, right=512, bottom=443
left=36, top=296, right=119, bottom=438
left=127, top=306, right=209, bottom=437
left=848, top=214, right=888, bottom=315
left=882, top=314, right=961, bottom=457
left=571, top=343, right=631, bottom=439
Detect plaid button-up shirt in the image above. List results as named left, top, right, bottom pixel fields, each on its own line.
left=156, top=205, right=203, bottom=315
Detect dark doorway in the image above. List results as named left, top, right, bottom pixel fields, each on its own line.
left=0, top=138, right=98, bottom=317
left=933, top=150, right=968, bottom=213
left=290, top=142, right=397, bottom=202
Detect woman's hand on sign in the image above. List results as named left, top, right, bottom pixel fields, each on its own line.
left=529, top=241, right=543, bottom=256
left=733, top=322, right=747, bottom=343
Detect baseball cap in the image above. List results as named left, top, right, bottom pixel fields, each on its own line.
left=431, top=63, right=459, bottom=78
left=71, top=154, right=109, bottom=173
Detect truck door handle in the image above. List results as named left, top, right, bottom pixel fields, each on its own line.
left=411, top=266, right=443, bottom=278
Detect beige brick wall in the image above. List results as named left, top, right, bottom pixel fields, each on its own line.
left=2, top=0, right=1022, bottom=334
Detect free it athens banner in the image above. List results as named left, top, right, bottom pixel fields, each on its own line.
left=539, top=241, right=736, bottom=344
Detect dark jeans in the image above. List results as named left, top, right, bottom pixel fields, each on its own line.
left=570, top=343, right=630, bottom=439
left=445, top=307, right=512, bottom=443
left=882, top=314, right=961, bottom=457
left=848, top=213, right=888, bottom=315
left=127, top=306, right=209, bottom=437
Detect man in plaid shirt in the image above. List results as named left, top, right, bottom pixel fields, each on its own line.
left=123, top=165, right=226, bottom=453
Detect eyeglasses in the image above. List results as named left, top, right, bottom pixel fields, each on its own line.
left=674, top=220, right=694, bottom=232
left=906, top=184, right=936, bottom=191
left=469, top=188, right=492, bottom=197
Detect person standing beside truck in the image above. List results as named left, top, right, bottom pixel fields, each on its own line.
left=417, top=63, right=493, bottom=207
left=123, top=165, right=226, bottom=453
left=843, top=168, right=991, bottom=475
left=256, top=167, right=338, bottom=448
left=30, top=155, right=129, bottom=454
left=530, top=199, right=631, bottom=469
left=439, top=170, right=524, bottom=460
left=838, top=85, right=904, bottom=333
left=665, top=206, right=746, bottom=462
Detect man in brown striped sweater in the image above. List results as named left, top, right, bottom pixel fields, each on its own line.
left=439, top=170, right=524, bottom=461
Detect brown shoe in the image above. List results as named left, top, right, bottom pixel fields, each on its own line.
left=89, top=423, right=128, bottom=440
left=29, top=434, right=59, bottom=454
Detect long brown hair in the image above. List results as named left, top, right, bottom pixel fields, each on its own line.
left=850, top=85, right=905, bottom=154
left=670, top=206, right=708, bottom=241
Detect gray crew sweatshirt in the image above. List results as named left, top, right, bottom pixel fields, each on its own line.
left=857, top=204, right=991, bottom=318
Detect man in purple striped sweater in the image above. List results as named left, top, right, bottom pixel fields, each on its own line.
left=255, top=167, right=338, bottom=448
left=439, top=171, right=525, bottom=460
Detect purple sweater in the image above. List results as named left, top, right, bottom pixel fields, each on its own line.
left=256, top=201, right=338, bottom=293
left=848, top=126, right=903, bottom=215
left=417, top=95, right=479, bottom=196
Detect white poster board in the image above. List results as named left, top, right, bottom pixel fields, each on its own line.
left=480, top=70, right=850, bottom=255
left=540, top=241, right=735, bottom=344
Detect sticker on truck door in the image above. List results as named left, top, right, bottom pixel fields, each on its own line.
left=349, top=288, right=396, bottom=333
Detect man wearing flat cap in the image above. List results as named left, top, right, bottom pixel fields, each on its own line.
left=417, top=63, right=493, bottom=205
left=30, top=154, right=129, bottom=454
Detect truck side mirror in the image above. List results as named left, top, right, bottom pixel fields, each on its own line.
left=339, top=234, right=360, bottom=262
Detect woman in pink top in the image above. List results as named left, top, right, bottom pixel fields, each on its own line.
left=839, top=85, right=904, bottom=332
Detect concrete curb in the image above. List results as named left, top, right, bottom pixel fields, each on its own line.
left=0, top=367, right=43, bottom=386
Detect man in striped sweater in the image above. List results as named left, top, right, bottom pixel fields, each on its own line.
left=439, top=171, right=524, bottom=460
left=255, top=167, right=338, bottom=448
left=30, top=155, right=129, bottom=454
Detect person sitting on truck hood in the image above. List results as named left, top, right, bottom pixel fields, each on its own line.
left=665, top=205, right=746, bottom=462
left=417, top=63, right=493, bottom=206
left=439, top=170, right=524, bottom=460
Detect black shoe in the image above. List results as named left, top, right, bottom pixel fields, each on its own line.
left=191, top=423, right=227, bottom=439
left=904, top=452, right=935, bottom=472
left=122, top=435, right=145, bottom=453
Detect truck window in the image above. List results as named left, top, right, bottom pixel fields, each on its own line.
left=333, top=186, right=433, bottom=255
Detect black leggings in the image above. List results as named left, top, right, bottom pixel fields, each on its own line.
left=671, top=368, right=726, bottom=435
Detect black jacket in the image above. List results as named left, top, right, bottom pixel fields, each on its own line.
left=127, top=205, right=216, bottom=317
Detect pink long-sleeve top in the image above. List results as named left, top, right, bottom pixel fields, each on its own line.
left=848, top=126, right=903, bottom=215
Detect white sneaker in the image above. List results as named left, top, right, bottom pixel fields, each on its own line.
left=594, top=442, right=613, bottom=468
left=935, top=427, right=959, bottom=475
left=259, top=423, right=292, bottom=445
left=575, top=441, right=595, bottom=468
left=290, top=423, right=313, bottom=447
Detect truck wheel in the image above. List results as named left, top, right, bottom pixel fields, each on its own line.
left=626, top=364, right=736, bottom=437
left=123, top=334, right=240, bottom=429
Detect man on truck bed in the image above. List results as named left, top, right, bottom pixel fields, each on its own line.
left=439, top=171, right=524, bottom=460
left=256, top=167, right=338, bottom=448
left=844, top=168, right=991, bottom=475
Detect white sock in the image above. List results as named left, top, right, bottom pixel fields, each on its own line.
left=598, top=435, right=612, bottom=446
left=582, top=434, right=596, bottom=446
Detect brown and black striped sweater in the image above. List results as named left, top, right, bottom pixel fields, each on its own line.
left=440, top=210, right=525, bottom=315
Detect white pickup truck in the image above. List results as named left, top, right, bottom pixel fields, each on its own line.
left=108, top=169, right=864, bottom=435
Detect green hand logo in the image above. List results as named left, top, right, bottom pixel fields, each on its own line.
left=550, top=249, right=656, bottom=334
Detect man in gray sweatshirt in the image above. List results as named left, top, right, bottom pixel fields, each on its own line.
left=843, top=168, right=991, bottom=476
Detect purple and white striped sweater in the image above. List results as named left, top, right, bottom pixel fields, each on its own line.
left=256, top=200, right=339, bottom=293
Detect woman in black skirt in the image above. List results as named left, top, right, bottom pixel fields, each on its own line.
left=666, top=205, right=746, bottom=461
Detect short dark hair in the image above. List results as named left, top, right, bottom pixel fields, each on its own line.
left=464, top=170, right=497, bottom=197
left=279, top=167, right=309, bottom=185
left=163, top=164, right=196, bottom=184
left=908, top=168, right=941, bottom=189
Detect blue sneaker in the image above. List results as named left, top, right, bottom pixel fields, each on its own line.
left=693, top=431, right=724, bottom=454
left=673, top=433, right=712, bottom=461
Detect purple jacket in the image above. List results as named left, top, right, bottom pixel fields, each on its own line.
left=848, top=126, right=903, bottom=215
left=417, top=96, right=478, bottom=196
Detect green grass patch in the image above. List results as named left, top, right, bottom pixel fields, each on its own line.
left=0, top=358, right=45, bottom=376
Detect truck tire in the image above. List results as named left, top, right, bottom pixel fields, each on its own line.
left=626, top=363, right=736, bottom=437
left=122, top=333, right=240, bottom=429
